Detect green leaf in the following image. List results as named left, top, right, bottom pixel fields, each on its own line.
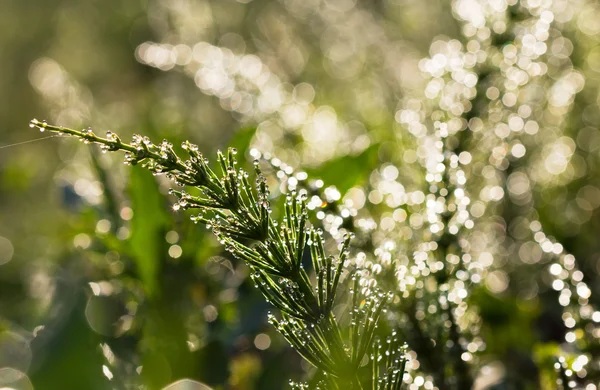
left=89, top=147, right=120, bottom=230
left=306, top=145, right=379, bottom=193
left=128, top=166, right=170, bottom=298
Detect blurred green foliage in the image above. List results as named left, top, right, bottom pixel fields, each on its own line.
left=1, top=0, right=600, bottom=389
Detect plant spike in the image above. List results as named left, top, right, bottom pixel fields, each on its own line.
left=29, top=119, right=407, bottom=389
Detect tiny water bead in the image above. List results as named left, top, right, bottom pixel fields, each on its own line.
left=29, top=118, right=48, bottom=132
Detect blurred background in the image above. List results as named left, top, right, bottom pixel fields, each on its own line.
left=1, top=0, right=599, bottom=389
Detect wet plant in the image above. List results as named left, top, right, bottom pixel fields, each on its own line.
left=28, top=119, right=407, bottom=390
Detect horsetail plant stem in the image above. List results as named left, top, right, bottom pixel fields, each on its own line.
left=29, top=119, right=407, bottom=389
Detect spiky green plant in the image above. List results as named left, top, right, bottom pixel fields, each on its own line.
left=28, top=119, right=407, bottom=389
